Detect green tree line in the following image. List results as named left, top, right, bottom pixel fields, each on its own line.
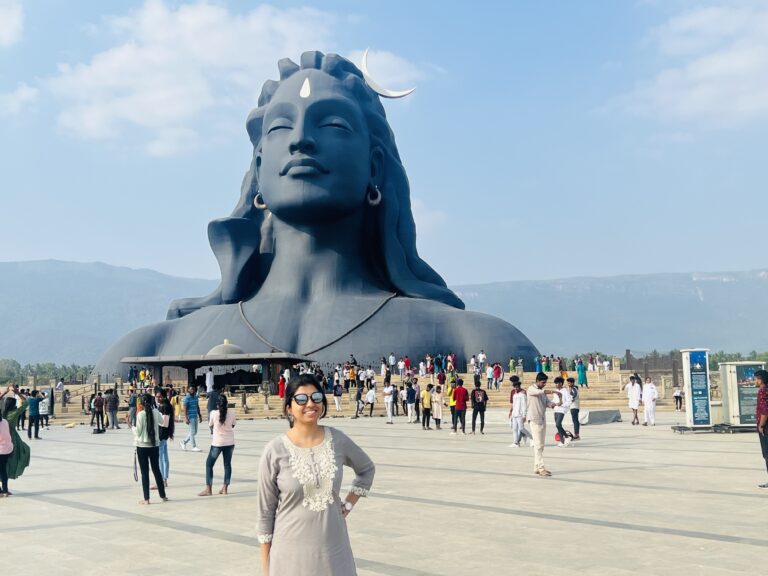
left=708, top=350, right=768, bottom=369
left=0, top=359, right=94, bottom=386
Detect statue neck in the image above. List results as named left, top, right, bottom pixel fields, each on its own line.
left=258, top=212, right=385, bottom=300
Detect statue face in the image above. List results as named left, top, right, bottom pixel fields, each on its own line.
left=258, top=70, right=372, bottom=223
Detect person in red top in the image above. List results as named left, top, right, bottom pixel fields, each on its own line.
left=492, top=363, right=502, bottom=391
left=277, top=375, right=286, bottom=399
left=403, top=356, right=411, bottom=371
left=755, top=370, right=768, bottom=488
left=451, top=379, right=469, bottom=435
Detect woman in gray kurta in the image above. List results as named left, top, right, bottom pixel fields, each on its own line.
left=257, top=376, right=375, bottom=575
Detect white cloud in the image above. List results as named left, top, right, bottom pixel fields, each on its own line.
left=47, top=1, right=338, bottom=155
left=146, top=127, right=200, bottom=157
left=626, top=4, right=768, bottom=126
left=0, top=0, right=23, bottom=47
left=0, top=82, right=38, bottom=116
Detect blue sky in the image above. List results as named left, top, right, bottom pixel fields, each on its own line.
left=1, top=0, right=767, bottom=284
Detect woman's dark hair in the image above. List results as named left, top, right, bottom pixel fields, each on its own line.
left=141, top=393, right=157, bottom=446
left=156, top=389, right=174, bottom=440
left=218, top=394, right=228, bottom=425
left=4, top=396, right=17, bottom=415
left=283, top=374, right=327, bottom=428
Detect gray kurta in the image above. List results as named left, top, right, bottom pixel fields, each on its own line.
left=257, top=426, right=375, bottom=575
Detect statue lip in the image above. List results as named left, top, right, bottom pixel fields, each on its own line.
left=280, top=157, right=329, bottom=176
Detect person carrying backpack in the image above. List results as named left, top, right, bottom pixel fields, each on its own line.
left=93, top=393, right=105, bottom=432
left=107, top=389, right=121, bottom=430
left=333, top=381, right=344, bottom=412
left=127, top=389, right=138, bottom=426
left=471, top=382, right=489, bottom=434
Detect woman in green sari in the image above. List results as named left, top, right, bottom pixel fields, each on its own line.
left=0, top=385, right=30, bottom=495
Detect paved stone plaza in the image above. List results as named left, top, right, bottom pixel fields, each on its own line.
left=2, top=410, right=765, bottom=575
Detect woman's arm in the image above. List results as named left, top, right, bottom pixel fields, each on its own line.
left=260, top=543, right=271, bottom=575
left=256, top=443, right=279, bottom=569
left=340, top=431, right=375, bottom=516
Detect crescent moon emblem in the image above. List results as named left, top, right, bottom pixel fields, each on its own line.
left=360, top=48, right=416, bottom=99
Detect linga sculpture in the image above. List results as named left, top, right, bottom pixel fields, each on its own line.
left=96, top=51, right=538, bottom=375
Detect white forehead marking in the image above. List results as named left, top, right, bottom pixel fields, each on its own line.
left=300, top=77, right=311, bottom=98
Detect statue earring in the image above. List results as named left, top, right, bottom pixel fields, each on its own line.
left=254, top=192, right=267, bottom=210
left=367, top=184, right=382, bottom=206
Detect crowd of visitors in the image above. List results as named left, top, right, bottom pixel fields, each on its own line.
left=0, top=348, right=691, bottom=506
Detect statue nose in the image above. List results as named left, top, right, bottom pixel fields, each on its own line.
left=289, top=128, right=317, bottom=154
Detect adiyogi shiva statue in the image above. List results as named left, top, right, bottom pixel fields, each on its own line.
left=96, top=51, right=538, bottom=376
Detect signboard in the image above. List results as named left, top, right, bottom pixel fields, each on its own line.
left=682, top=349, right=712, bottom=428
left=720, top=362, right=764, bottom=427
left=735, top=364, right=759, bottom=425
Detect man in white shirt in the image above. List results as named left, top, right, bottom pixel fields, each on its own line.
left=642, top=377, right=658, bottom=426
left=626, top=376, right=642, bottom=425
left=673, top=387, right=683, bottom=411
left=508, top=378, right=532, bottom=447
left=567, top=377, right=581, bottom=439
left=383, top=382, right=395, bottom=424
left=365, top=386, right=376, bottom=418
left=205, top=368, right=215, bottom=394
left=39, top=392, right=51, bottom=429
left=552, top=377, right=572, bottom=446
left=388, top=353, right=396, bottom=370
left=397, top=359, right=405, bottom=381
left=478, top=350, right=487, bottom=372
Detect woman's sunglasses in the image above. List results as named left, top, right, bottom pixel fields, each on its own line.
left=293, top=391, right=324, bottom=406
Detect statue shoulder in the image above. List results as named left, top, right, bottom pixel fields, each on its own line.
left=94, top=320, right=172, bottom=375
left=383, top=297, right=538, bottom=359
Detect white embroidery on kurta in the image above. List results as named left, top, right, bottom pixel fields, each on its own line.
left=350, top=485, right=369, bottom=497
left=283, top=434, right=338, bottom=512
left=257, top=534, right=273, bottom=544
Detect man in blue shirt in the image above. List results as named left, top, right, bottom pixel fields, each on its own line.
left=180, top=386, right=202, bottom=451
left=27, top=390, right=43, bottom=440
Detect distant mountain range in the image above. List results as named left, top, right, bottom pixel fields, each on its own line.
left=1, top=260, right=766, bottom=364
left=454, top=270, right=768, bottom=357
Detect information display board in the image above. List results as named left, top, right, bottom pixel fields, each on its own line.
left=719, top=362, right=764, bottom=426
left=681, top=349, right=712, bottom=427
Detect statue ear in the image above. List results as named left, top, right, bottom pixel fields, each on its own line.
left=255, top=149, right=262, bottom=180
left=370, top=146, right=384, bottom=184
